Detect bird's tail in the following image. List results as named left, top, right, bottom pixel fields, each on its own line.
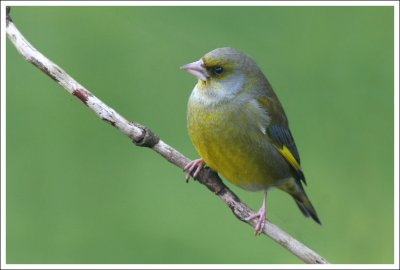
left=293, top=193, right=321, bottom=224
left=279, top=180, right=321, bottom=224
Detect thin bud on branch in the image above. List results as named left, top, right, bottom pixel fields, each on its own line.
left=5, top=7, right=329, bottom=264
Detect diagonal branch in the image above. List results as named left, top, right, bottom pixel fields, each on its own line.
left=5, top=7, right=329, bottom=264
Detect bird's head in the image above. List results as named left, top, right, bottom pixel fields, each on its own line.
left=181, top=47, right=264, bottom=101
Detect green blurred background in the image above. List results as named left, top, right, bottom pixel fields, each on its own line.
left=6, top=6, right=394, bottom=264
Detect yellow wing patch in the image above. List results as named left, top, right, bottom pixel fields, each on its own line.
left=275, top=145, right=301, bottom=171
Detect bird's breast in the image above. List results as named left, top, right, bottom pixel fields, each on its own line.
left=187, top=92, right=290, bottom=191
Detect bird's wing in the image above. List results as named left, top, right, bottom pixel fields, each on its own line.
left=256, top=97, right=306, bottom=184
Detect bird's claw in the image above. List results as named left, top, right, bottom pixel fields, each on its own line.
left=184, top=159, right=205, bottom=182
left=245, top=208, right=266, bottom=236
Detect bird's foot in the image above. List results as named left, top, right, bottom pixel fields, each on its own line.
left=184, top=159, right=205, bottom=182
left=245, top=206, right=266, bottom=236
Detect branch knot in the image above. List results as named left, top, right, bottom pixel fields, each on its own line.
left=133, top=126, right=160, bottom=148
left=198, top=168, right=225, bottom=194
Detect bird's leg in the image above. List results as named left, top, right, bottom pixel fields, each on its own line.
left=245, top=191, right=267, bottom=235
left=184, top=159, right=205, bottom=182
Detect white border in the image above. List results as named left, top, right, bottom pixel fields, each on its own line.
left=1, top=1, right=399, bottom=269
left=0, top=264, right=399, bottom=270
left=1, top=2, right=7, bottom=270
left=394, top=1, right=399, bottom=269
left=1, top=1, right=399, bottom=6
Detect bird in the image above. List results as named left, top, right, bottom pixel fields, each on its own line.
left=181, top=47, right=320, bottom=235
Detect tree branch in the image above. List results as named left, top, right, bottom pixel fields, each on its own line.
left=5, top=7, right=329, bottom=264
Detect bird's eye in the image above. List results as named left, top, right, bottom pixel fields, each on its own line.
left=213, top=66, right=224, bottom=75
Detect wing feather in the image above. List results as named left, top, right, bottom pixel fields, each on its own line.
left=255, top=97, right=306, bottom=184
left=267, top=124, right=306, bottom=184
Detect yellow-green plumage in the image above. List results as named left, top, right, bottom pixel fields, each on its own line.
left=188, top=93, right=292, bottom=191
left=184, top=47, right=320, bottom=225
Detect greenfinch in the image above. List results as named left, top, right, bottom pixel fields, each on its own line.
left=182, top=47, right=320, bottom=234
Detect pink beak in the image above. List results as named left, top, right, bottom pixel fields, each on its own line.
left=181, top=59, right=209, bottom=81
